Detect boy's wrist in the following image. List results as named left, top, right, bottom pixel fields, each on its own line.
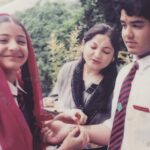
left=80, top=125, right=91, bottom=142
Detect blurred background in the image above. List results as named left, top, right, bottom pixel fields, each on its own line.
left=0, top=0, right=131, bottom=96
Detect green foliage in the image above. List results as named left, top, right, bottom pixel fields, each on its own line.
left=15, top=0, right=132, bottom=96
left=80, top=0, right=124, bottom=54
left=48, top=26, right=81, bottom=85
left=80, top=0, right=106, bottom=31
left=16, top=2, right=83, bottom=96
left=118, top=51, right=134, bottom=65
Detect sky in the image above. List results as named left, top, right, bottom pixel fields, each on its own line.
left=0, top=0, right=40, bottom=14
left=0, top=0, right=78, bottom=14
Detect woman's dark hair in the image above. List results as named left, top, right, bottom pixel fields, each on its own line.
left=76, top=23, right=120, bottom=120
left=82, top=24, right=119, bottom=112
left=82, top=23, right=119, bottom=77
left=114, top=0, right=150, bottom=21
left=83, top=23, right=119, bottom=61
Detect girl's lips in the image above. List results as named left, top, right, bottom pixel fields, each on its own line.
left=91, top=59, right=100, bottom=64
left=2, top=54, right=24, bottom=58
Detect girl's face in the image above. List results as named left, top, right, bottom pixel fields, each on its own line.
left=0, top=22, right=28, bottom=73
left=82, top=34, right=114, bottom=72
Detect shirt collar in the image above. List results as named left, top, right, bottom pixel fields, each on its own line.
left=7, top=80, right=27, bottom=97
left=134, top=55, right=150, bottom=71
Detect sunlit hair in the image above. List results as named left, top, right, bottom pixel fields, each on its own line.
left=0, top=14, right=29, bottom=48
left=0, top=14, right=26, bottom=31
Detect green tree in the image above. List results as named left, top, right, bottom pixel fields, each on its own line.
left=80, top=0, right=132, bottom=68
left=79, top=0, right=106, bottom=35
left=17, top=2, right=83, bottom=96
left=48, top=26, right=81, bottom=85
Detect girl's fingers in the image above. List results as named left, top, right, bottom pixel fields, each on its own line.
left=68, top=127, right=80, bottom=137
left=78, top=127, right=89, bottom=145
left=73, top=109, right=87, bottom=124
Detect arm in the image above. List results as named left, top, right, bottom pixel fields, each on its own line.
left=41, top=120, right=76, bottom=145
left=41, top=120, right=110, bottom=146
left=82, top=124, right=111, bottom=145
left=58, top=127, right=89, bottom=150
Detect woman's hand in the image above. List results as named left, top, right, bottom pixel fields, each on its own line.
left=58, top=126, right=89, bottom=150
left=54, top=109, right=87, bottom=125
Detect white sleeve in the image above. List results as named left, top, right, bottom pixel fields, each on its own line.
left=0, top=145, right=2, bottom=150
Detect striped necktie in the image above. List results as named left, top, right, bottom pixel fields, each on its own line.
left=108, top=63, right=139, bottom=150
left=17, top=89, right=25, bottom=111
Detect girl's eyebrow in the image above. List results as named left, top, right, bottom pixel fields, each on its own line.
left=0, top=34, right=9, bottom=36
left=103, top=46, right=112, bottom=49
left=0, top=34, right=26, bottom=38
left=18, top=35, right=26, bottom=39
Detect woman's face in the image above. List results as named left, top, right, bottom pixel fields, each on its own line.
left=82, top=34, right=114, bottom=72
left=0, top=22, right=28, bottom=73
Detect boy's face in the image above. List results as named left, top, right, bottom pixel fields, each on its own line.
left=120, top=9, right=150, bottom=57
left=0, top=22, right=28, bottom=73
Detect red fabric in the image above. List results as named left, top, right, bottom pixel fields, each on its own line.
left=25, top=31, right=43, bottom=127
left=0, top=14, right=45, bottom=150
left=0, top=68, right=33, bottom=150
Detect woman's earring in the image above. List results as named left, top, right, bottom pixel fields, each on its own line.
left=112, top=57, right=115, bottom=62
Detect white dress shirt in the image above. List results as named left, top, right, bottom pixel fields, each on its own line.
left=104, top=55, right=150, bottom=150
left=7, top=80, right=27, bottom=106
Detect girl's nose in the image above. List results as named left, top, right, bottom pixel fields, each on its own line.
left=8, top=40, right=19, bottom=51
left=94, top=49, right=102, bottom=58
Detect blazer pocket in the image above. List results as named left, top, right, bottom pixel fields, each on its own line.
left=133, top=105, right=150, bottom=113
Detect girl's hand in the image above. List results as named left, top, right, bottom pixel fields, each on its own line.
left=54, top=109, right=87, bottom=125
left=58, top=126, right=89, bottom=150
left=41, top=120, right=75, bottom=145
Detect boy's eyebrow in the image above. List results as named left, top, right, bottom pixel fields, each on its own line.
left=120, top=20, right=144, bottom=24
left=130, top=20, right=144, bottom=24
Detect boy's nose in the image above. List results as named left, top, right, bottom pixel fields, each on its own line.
left=123, top=26, right=134, bottom=39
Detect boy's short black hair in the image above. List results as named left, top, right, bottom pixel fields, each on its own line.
left=114, top=0, right=150, bottom=21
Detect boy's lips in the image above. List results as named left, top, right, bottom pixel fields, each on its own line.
left=125, top=41, right=137, bottom=48
left=125, top=40, right=137, bottom=44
